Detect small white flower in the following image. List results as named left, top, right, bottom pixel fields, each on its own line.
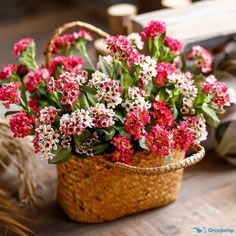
left=127, top=33, right=144, bottom=50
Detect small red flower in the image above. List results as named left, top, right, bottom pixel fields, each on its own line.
left=188, top=45, right=212, bottom=73
left=25, top=68, right=49, bottom=92
left=111, top=135, right=134, bottom=164
left=124, top=109, right=151, bottom=140
left=10, top=111, right=35, bottom=138
left=0, top=81, right=21, bottom=108
left=171, top=123, right=193, bottom=152
left=13, top=38, right=33, bottom=56
left=49, top=56, right=83, bottom=76
left=145, top=125, right=170, bottom=157
left=152, top=101, right=175, bottom=128
left=140, top=21, right=166, bottom=40
left=164, top=36, right=183, bottom=53
left=155, top=62, right=176, bottom=87
left=0, top=64, right=18, bottom=80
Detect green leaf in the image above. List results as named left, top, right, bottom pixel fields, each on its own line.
left=74, top=131, right=91, bottom=147
left=139, top=137, right=149, bottom=150
left=49, top=146, right=71, bottom=164
left=164, top=154, right=172, bottom=164
left=98, top=56, right=112, bottom=77
left=4, top=110, right=21, bottom=117
left=93, top=142, right=109, bottom=155
left=121, top=73, right=133, bottom=90
left=85, top=91, right=97, bottom=106
left=144, top=79, right=154, bottom=95
left=98, top=127, right=116, bottom=141
left=202, top=105, right=220, bottom=128
left=78, top=92, right=90, bottom=109
left=19, top=41, right=38, bottom=71
left=114, top=111, right=124, bottom=124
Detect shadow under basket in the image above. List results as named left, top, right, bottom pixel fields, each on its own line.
left=57, top=144, right=204, bottom=223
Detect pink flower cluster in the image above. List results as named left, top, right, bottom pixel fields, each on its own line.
left=188, top=45, right=212, bottom=73
left=145, top=125, right=170, bottom=157
left=39, top=106, right=58, bottom=124
left=164, top=36, right=183, bottom=54
left=140, top=21, right=166, bottom=40
left=49, top=56, right=83, bottom=76
left=124, top=109, right=151, bottom=140
left=201, top=75, right=233, bottom=109
left=183, top=115, right=207, bottom=142
left=26, top=68, right=50, bottom=92
left=52, top=29, right=93, bottom=54
left=172, top=123, right=194, bottom=151
left=10, top=111, right=35, bottom=138
left=106, top=35, right=141, bottom=68
left=0, top=64, right=18, bottom=80
left=155, top=62, right=176, bottom=87
left=111, top=135, right=134, bottom=164
left=13, top=38, right=33, bottom=56
left=152, top=101, right=175, bottom=128
left=0, top=81, right=21, bottom=108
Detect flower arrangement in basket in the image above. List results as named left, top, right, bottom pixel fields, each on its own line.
left=0, top=21, right=234, bottom=222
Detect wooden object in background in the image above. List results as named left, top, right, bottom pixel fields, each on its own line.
left=132, top=0, right=236, bottom=49
left=107, top=4, right=137, bottom=35
left=94, top=38, right=109, bottom=57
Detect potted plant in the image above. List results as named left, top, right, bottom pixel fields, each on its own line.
left=0, top=20, right=234, bottom=222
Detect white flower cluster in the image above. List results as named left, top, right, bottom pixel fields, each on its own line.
left=59, top=109, right=93, bottom=137
left=127, top=33, right=144, bottom=50
left=123, top=87, right=151, bottom=112
left=168, top=72, right=198, bottom=115
left=89, top=103, right=116, bottom=128
left=35, top=124, right=60, bottom=160
left=138, top=56, right=157, bottom=85
left=39, top=106, right=58, bottom=124
left=89, top=71, right=122, bottom=108
left=183, top=114, right=208, bottom=142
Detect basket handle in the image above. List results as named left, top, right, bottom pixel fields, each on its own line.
left=99, top=143, right=205, bottom=175
left=45, top=21, right=110, bottom=66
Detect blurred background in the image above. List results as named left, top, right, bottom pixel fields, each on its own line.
left=0, top=0, right=204, bottom=67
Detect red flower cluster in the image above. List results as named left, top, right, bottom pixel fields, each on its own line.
left=172, top=123, right=193, bottom=152
left=25, top=68, right=49, bottom=92
left=10, top=111, right=35, bottom=138
left=49, top=56, right=83, bottom=76
left=152, top=101, right=175, bottom=128
left=0, top=64, right=18, bottom=80
left=164, top=36, right=183, bottom=54
left=55, top=72, right=81, bottom=107
left=188, top=46, right=212, bottom=73
left=0, top=81, right=21, bottom=108
left=13, top=38, right=33, bottom=56
left=52, top=29, right=93, bottom=55
left=111, top=135, right=134, bottom=164
left=29, top=97, right=39, bottom=114
left=155, top=62, right=176, bottom=87
left=140, top=21, right=166, bottom=40
left=145, top=125, right=170, bottom=157
left=201, top=75, right=232, bottom=109
left=106, top=35, right=141, bottom=68
left=124, top=109, right=151, bottom=140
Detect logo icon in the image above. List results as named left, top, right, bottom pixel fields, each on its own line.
left=192, top=227, right=206, bottom=234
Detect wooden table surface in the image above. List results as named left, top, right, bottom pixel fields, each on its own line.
left=28, top=152, right=236, bottom=236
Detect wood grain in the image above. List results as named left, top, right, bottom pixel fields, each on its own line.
left=132, top=0, right=236, bottom=49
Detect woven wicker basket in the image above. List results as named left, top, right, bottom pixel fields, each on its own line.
left=46, top=21, right=205, bottom=223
